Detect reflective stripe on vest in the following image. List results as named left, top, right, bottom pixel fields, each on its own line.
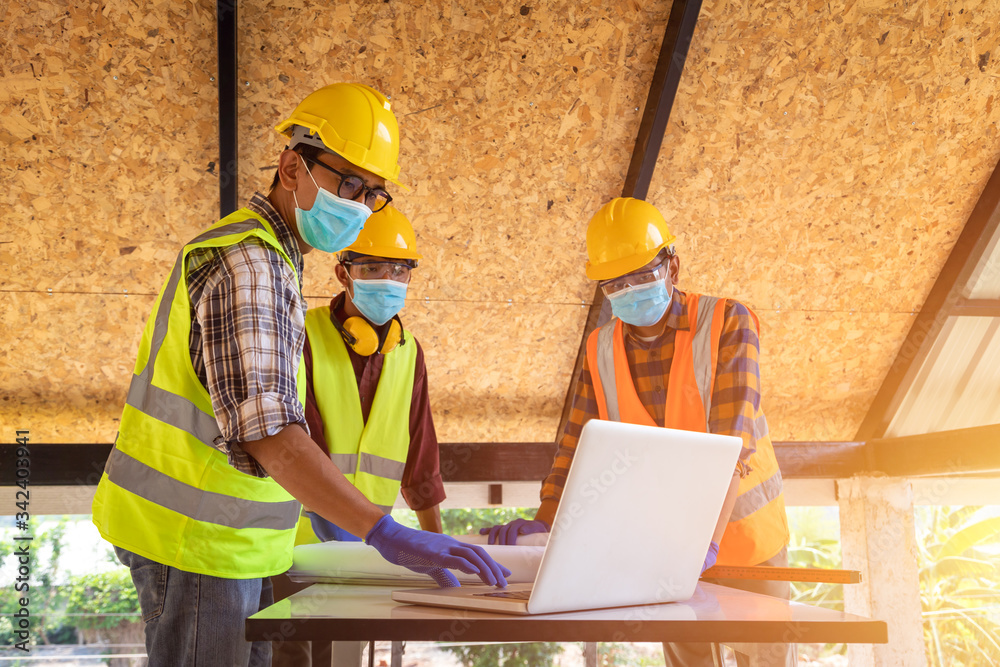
left=92, top=210, right=305, bottom=579
left=586, top=291, right=789, bottom=566
left=304, top=306, right=416, bottom=516
left=106, top=447, right=300, bottom=530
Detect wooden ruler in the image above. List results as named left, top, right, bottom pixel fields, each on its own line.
left=702, top=565, right=862, bottom=584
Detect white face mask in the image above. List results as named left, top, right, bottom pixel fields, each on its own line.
left=607, top=278, right=673, bottom=327
left=292, top=156, right=372, bottom=253
left=349, top=278, right=408, bottom=326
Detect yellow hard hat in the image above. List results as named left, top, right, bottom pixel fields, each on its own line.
left=344, top=205, right=422, bottom=261
left=585, top=197, right=677, bottom=280
left=275, top=83, right=406, bottom=189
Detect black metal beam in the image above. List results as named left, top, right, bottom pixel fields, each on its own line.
left=438, top=443, right=558, bottom=482
left=771, top=442, right=870, bottom=479
left=556, top=0, right=704, bottom=441
left=0, top=440, right=925, bottom=486
left=868, top=424, right=1000, bottom=477
left=855, top=156, right=1000, bottom=440
left=217, top=0, right=239, bottom=217
left=0, top=443, right=112, bottom=487
left=622, top=0, right=704, bottom=201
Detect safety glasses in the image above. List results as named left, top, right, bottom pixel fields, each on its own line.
left=303, top=157, right=392, bottom=212
left=598, top=262, right=669, bottom=297
left=344, top=259, right=414, bottom=283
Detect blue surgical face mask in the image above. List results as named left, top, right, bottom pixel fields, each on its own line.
left=293, top=156, right=372, bottom=253
left=607, top=279, right=673, bottom=327
left=350, top=278, right=408, bottom=326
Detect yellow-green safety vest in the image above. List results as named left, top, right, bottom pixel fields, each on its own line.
left=92, top=209, right=306, bottom=579
left=304, top=306, right=416, bottom=517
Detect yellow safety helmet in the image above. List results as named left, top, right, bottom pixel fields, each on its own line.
left=275, top=83, right=406, bottom=189
left=585, top=197, right=677, bottom=280
left=343, top=205, right=422, bottom=261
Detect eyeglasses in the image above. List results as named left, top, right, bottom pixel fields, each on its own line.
left=599, top=262, right=669, bottom=296
left=344, top=260, right=414, bottom=283
left=302, top=156, right=392, bottom=213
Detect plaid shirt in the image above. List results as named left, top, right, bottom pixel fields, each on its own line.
left=541, top=288, right=760, bottom=503
left=186, top=193, right=308, bottom=477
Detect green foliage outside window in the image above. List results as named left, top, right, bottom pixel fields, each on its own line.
left=0, top=519, right=79, bottom=647
left=918, top=505, right=1000, bottom=666
left=66, top=569, right=139, bottom=631
left=442, top=642, right=563, bottom=667
left=786, top=516, right=846, bottom=662
left=0, top=517, right=140, bottom=651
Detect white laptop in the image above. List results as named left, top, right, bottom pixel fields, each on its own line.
left=391, top=419, right=741, bottom=615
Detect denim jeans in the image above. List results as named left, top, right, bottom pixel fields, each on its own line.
left=115, top=546, right=273, bottom=667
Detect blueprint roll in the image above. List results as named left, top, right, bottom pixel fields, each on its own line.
left=289, top=537, right=546, bottom=586
left=454, top=532, right=549, bottom=547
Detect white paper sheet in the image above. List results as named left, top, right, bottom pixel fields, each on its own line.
left=288, top=534, right=548, bottom=586
left=454, top=532, right=549, bottom=547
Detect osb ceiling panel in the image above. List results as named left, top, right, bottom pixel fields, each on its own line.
left=237, top=0, right=669, bottom=308
left=235, top=0, right=670, bottom=444
left=0, top=0, right=221, bottom=293
left=647, top=0, right=1000, bottom=440
left=1, top=0, right=220, bottom=444
left=1, top=0, right=668, bottom=444
left=2, top=0, right=999, bottom=448
left=0, top=293, right=150, bottom=444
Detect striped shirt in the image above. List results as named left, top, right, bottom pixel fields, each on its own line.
left=541, top=288, right=760, bottom=503
left=186, top=193, right=308, bottom=477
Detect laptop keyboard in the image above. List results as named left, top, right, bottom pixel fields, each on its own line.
left=473, top=589, right=532, bottom=600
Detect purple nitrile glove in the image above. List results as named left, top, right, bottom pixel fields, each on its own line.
left=366, top=515, right=511, bottom=588
left=479, top=518, right=550, bottom=545
left=306, top=511, right=363, bottom=543
left=701, top=541, right=720, bottom=576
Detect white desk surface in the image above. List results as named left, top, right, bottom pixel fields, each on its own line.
left=247, top=582, right=887, bottom=645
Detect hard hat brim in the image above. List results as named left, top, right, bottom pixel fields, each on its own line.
left=586, top=245, right=666, bottom=281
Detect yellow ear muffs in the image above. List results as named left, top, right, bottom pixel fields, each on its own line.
left=339, top=316, right=404, bottom=356
left=341, top=317, right=379, bottom=356
left=380, top=318, right=402, bottom=354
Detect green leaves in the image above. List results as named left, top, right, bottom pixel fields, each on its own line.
left=917, top=505, right=1000, bottom=667
left=441, top=642, right=563, bottom=667
left=65, top=569, right=139, bottom=630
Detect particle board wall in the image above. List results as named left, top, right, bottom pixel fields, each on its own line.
left=0, top=0, right=669, bottom=444
left=1, top=0, right=221, bottom=442
left=645, top=0, right=1000, bottom=440
left=236, top=0, right=672, bottom=443
left=3, top=0, right=999, bottom=450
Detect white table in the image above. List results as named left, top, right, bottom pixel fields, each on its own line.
left=248, top=581, right=887, bottom=666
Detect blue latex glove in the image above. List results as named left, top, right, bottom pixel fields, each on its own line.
left=366, top=515, right=511, bottom=588
left=479, top=518, right=550, bottom=545
left=701, top=541, right=720, bottom=576
left=306, top=511, right=363, bottom=543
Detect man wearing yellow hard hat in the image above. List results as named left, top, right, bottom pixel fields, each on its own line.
left=92, top=83, right=508, bottom=666
left=482, top=198, right=792, bottom=666
left=272, top=206, right=446, bottom=665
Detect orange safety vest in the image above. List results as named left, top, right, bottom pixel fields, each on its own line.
left=586, top=292, right=789, bottom=566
